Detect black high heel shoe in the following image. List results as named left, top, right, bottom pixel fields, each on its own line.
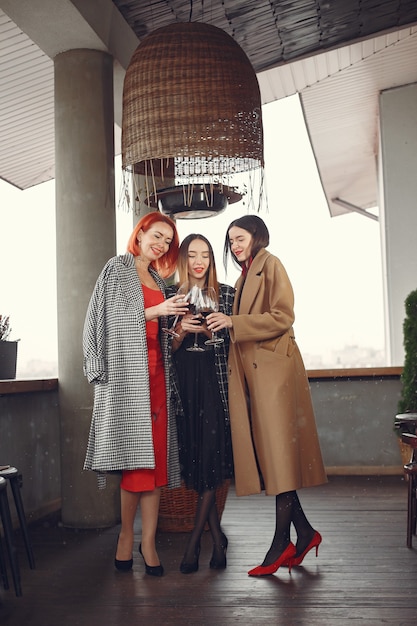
left=180, top=543, right=201, bottom=574
left=209, top=533, right=228, bottom=569
left=139, top=543, right=164, bottom=577
left=114, top=535, right=133, bottom=571
left=114, top=557, right=133, bottom=571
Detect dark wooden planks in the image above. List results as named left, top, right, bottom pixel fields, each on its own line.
left=0, top=476, right=416, bottom=625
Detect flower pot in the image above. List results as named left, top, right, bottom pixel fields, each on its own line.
left=0, top=341, right=18, bottom=379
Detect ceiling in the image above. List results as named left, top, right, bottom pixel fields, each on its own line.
left=113, top=0, right=417, bottom=69
left=1, top=0, right=417, bottom=217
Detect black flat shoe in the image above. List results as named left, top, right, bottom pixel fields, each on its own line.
left=139, top=543, right=164, bottom=577
left=180, top=543, right=201, bottom=574
left=114, top=557, right=133, bottom=571
left=209, top=533, right=228, bottom=570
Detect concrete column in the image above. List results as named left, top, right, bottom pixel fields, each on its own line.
left=379, top=83, right=417, bottom=365
left=55, top=49, right=119, bottom=527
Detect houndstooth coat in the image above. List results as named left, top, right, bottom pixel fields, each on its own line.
left=83, top=253, right=181, bottom=488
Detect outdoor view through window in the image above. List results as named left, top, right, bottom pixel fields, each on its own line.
left=0, top=96, right=384, bottom=378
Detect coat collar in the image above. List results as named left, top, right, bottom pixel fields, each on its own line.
left=119, top=253, right=165, bottom=288
left=234, top=248, right=269, bottom=314
left=116, top=253, right=166, bottom=317
left=116, top=254, right=145, bottom=318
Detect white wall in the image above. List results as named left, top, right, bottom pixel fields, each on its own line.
left=379, top=82, right=417, bottom=365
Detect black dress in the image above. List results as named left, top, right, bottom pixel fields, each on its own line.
left=173, top=331, right=233, bottom=493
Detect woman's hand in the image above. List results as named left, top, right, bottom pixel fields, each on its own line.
left=172, top=313, right=209, bottom=350
left=180, top=313, right=207, bottom=335
left=145, top=294, right=189, bottom=321
left=160, top=294, right=189, bottom=318
left=206, top=312, right=233, bottom=332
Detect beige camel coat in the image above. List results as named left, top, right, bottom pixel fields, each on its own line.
left=228, top=248, right=327, bottom=496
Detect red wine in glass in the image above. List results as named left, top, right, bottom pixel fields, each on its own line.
left=203, top=287, right=224, bottom=346
left=162, top=282, right=190, bottom=337
left=186, top=287, right=205, bottom=351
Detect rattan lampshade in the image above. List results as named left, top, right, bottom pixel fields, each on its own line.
left=121, top=21, right=264, bottom=215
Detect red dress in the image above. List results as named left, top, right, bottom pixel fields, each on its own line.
left=120, top=284, right=168, bottom=492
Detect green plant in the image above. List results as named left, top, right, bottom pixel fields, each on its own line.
left=397, top=289, right=417, bottom=426
left=0, top=315, right=12, bottom=341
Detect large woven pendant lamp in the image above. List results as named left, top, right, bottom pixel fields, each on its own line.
left=121, top=21, right=264, bottom=218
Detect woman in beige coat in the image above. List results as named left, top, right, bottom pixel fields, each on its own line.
left=207, top=215, right=327, bottom=576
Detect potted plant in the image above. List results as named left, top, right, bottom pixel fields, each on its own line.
left=0, top=315, right=19, bottom=379
left=396, top=289, right=417, bottom=464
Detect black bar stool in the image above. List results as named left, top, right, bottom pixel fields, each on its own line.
left=402, top=433, right=417, bottom=548
left=0, top=465, right=35, bottom=569
left=394, top=415, right=417, bottom=547
left=394, top=413, right=417, bottom=454
left=0, top=476, right=22, bottom=596
left=0, top=478, right=10, bottom=591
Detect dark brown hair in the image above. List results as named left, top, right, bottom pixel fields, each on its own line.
left=223, top=214, right=269, bottom=270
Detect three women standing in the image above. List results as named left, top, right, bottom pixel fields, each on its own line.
left=169, top=234, right=234, bottom=573
left=83, top=210, right=325, bottom=578
left=83, top=213, right=188, bottom=575
left=208, top=215, right=327, bottom=576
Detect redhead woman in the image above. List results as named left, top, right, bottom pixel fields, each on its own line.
left=207, top=215, right=327, bottom=576
left=83, top=212, right=188, bottom=575
left=168, top=234, right=234, bottom=573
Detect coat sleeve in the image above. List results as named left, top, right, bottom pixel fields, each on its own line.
left=82, top=263, right=110, bottom=384
left=230, top=255, right=295, bottom=343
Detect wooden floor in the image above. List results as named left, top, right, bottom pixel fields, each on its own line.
left=0, top=476, right=416, bottom=625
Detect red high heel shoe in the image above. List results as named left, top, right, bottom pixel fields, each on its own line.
left=248, top=542, right=296, bottom=576
left=289, top=531, right=322, bottom=567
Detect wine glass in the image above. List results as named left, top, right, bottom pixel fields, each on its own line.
left=162, top=282, right=190, bottom=337
left=186, top=285, right=206, bottom=352
left=204, top=287, right=224, bottom=346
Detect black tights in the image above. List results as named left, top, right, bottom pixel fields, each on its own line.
left=182, top=488, right=224, bottom=565
left=262, top=490, right=315, bottom=566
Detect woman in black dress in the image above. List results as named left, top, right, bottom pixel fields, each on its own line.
left=170, top=234, right=234, bottom=573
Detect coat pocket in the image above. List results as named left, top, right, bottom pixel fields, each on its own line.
left=257, top=331, right=295, bottom=358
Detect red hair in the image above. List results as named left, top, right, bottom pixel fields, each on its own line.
left=127, top=212, right=179, bottom=278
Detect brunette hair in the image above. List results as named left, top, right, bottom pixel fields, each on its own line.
left=223, top=214, right=269, bottom=270
left=126, top=212, right=179, bottom=278
left=177, top=234, right=219, bottom=297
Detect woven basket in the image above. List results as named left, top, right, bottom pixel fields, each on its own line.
left=122, top=22, right=263, bottom=180
left=158, top=480, right=230, bottom=533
